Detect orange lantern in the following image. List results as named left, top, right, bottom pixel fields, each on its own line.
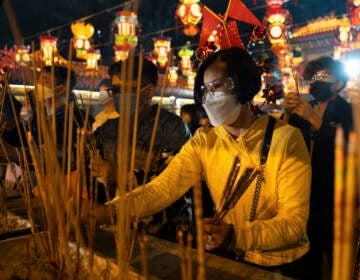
left=114, top=10, right=138, bottom=61
left=178, top=47, right=194, bottom=76
left=85, top=49, right=101, bottom=70
left=71, top=22, right=94, bottom=59
left=153, top=37, right=171, bottom=68
left=14, top=45, right=30, bottom=67
left=176, top=0, right=203, bottom=36
left=168, top=66, right=179, bottom=87
left=39, top=36, right=58, bottom=66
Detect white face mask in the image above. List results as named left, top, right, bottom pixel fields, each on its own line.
left=20, top=105, right=33, bottom=123
left=202, top=91, right=241, bottom=126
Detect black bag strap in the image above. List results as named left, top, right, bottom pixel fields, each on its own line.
left=249, top=115, right=276, bottom=221
left=260, top=115, right=276, bottom=165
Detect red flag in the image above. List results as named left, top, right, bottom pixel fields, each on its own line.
left=224, top=20, right=244, bottom=49
left=226, top=0, right=263, bottom=27
left=199, top=6, right=222, bottom=48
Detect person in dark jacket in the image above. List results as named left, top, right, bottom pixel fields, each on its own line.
left=90, top=56, right=191, bottom=241
left=283, top=56, right=353, bottom=279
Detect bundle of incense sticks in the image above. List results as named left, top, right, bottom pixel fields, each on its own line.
left=332, top=127, right=357, bottom=280
left=217, top=156, right=260, bottom=220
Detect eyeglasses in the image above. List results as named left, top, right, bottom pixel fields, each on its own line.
left=309, top=71, right=335, bottom=83
left=201, top=77, right=234, bottom=103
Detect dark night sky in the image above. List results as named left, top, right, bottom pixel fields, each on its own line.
left=0, top=0, right=348, bottom=65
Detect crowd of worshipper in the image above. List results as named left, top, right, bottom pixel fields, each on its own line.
left=0, top=47, right=353, bottom=280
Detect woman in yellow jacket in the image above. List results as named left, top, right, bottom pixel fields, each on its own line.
left=108, top=47, right=311, bottom=279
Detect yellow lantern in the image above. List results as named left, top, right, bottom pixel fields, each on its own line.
left=338, top=17, right=352, bottom=44
left=71, top=22, right=94, bottom=59
left=178, top=47, right=194, bottom=76
left=153, top=37, right=171, bottom=68
left=14, top=45, right=30, bottom=67
left=85, top=49, right=101, bottom=70
left=39, top=36, right=58, bottom=66
left=168, top=66, right=179, bottom=87
left=176, top=0, right=203, bottom=36
left=266, top=9, right=288, bottom=43
left=186, top=71, right=196, bottom=89
left=114, top=10, right=138, bottom=61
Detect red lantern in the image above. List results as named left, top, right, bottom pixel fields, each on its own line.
left=176, top=0, right=202, bottom=36
left=114, top=11, right=138, bottom=61
left=153, top=37, right=171, bottom=68
left=39, top=36, right=58, bottom=66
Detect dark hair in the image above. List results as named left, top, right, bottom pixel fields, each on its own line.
left=302, top=56, right=349, bottom=87
left=42, top=66, right=77, bottom=90
left=108, top=56, right=158, bottom=86
left=194, top=47, right=262, bottom=104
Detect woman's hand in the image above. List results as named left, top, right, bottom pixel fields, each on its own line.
left=283, top=92, right=300, bottom=114
left=203, top=217, right=234, bottom=251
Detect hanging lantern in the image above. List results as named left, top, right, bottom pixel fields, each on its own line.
left=114, top=10, right=138, bottom=61
left=14, top=45, right=30, bottom=67
left=338, top=17, right=353, bottom=44
left=186, top=71, right=196, bottom=89
left=168, top=66, right=179, bottom=87
left=176, top=0, right=203, bottom=36
left=178, top=47, right=194, bottom=76
left=85, top=49, right=101, bottom=70
left=266, top=8, right=289, bottom=43
left=114, top=47, right=129, bottom=62
left=353, top=0, right=360, bottom=6
left=71, top=22, right=94, bottom=59
left=39, top=36, right=58, bottom=66
left=153, top=37, right=171, bottom=68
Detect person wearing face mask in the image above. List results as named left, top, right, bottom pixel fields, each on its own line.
left=92, top=79, right=119, bottom=133
left=107, top=47, right=311, bottom=279
left=30, top=66, right=93, bottom=172
left=90, top=56, right=191, bottom=240
left=283, top=57, right=353, bottom=279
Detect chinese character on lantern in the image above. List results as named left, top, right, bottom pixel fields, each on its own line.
left=168, top=66, right=179, bottom=87
left=71, top=22, right=94, bottom=59
left=114, top=10, right=138, bottom=62
left=178, top=47, right=194, bottom=76
left=14, top=45, right=30, bottom=67
left=176, top=0, right=203, bottom=36
left=85, top=49, right=101, bottom=70
left=39, top=36, right=58, bottom=66
left=153, top=37, right=171, bottom=68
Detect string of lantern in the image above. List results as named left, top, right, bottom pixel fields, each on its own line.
left=3, top=0, right=356, bottom=88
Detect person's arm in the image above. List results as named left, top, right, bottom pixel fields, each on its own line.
left=232, top=127, right=311, bottom=251
left=293, top=98, right=323, bottom=130
left=110, top=136, right=201, bottom=218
